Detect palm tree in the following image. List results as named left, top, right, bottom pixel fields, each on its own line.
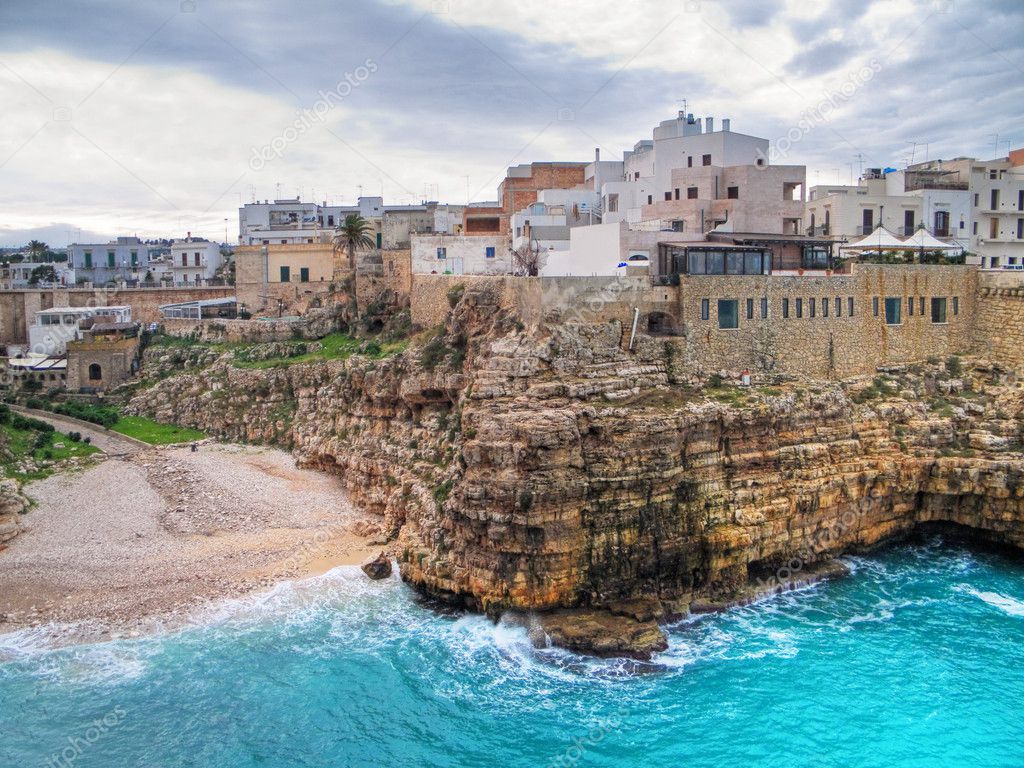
left=332, top=214, right=376, bottom=271
left=27, top=240, right=48, bottom=261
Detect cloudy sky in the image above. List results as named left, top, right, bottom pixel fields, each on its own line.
left=1, top=0, right=1021, bottom=247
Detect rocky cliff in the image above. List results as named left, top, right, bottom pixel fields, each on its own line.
left=127, top=285, right=1024, bottom=656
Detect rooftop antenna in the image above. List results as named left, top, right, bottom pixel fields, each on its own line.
left=854, top=153, right=865, bottom=177
left=464, top=175, right=470, bottom=204
left=676, top=97, right=688, bottom=116
left=275, top=182, right=282, bottom=199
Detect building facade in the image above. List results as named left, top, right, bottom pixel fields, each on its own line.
left=169, top=237, right=223, bottom=284
left=68, top=237, right=154, bottom=284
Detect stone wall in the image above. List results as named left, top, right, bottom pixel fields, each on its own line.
left=974, top=286, right=1024, bottom=369
left=66, top=337, right=141, bottom=392
left=161, top=305, right=345, bottom=343
left=355, top=250, right=412, bottom=314
left=676, top=264, right=976, bottom=378
left=410, top=266, right=977, bottom=378
left=0, top=287, right=233, bottom=345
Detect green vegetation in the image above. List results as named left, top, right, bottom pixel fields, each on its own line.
left=946, top=355, right=963, bottom=377
left=851, top=376, right=898, bottom=404
left=0, top=406, right=99, bottom=482
left=111, top=416, right=206, bottom=445
left=231, top=333, right=407, bottom=370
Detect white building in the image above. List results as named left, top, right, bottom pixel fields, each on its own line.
left=510, top=188, right=601, bottom=254
left=169, top=236, right=223, bottom=284
left=67, top=236, right=155, bottom=284
left=4, top=261, right=75, bottom=288
left=410, top=234, right=510, bottom=275
left=26, top=305, right=132, bottom=356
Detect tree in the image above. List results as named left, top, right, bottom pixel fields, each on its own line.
left=332, top=214, right=376, bottom=271
left=511, top=241, right=541, bottom=277
left=27, top=240, right=48, bottom=261
left=28, top=264, right=57, bottom=285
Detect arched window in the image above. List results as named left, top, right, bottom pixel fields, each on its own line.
left=88, top=363, right=102, bottom=381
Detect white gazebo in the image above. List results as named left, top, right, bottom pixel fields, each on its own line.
left=839, top=226, right=909, bottom=255
left=902, top=229, right=961, bottom=250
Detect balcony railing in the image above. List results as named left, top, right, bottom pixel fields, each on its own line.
left=806, top=225, right=831, bottom=236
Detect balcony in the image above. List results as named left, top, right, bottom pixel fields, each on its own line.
left=806, top=225, right=831, bottom=236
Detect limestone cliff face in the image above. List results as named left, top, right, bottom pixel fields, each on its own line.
left=127, top=287, right=1024, bottom=616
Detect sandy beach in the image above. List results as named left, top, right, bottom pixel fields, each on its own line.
left=0, top=439, right=382, bottom=645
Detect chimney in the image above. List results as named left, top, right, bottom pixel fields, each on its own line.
left=595, top=147, right=600, bottom=163
left=705, top=117, right=714, bottom=132
left=186, top=231, right=191, bottom=241
left=722, top=118, right=730, bottom=131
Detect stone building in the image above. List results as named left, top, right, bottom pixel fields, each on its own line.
left=234, top=242, right=338, bottom=314
left=65, top=321, right=142, bottom=393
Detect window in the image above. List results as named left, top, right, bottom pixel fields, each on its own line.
left=300, top=267, right=309, bottom=283
left=687, top=156, right=693, bottom=168
left=972, top=221, right=978, bottom=235
left=904, top=210, right=914, bottom=234
left=664, top=192, right=672, bottom=201
left=436, top=247, right=447, bottom=259
left=107, top=251, right=115, bottom=268
left=908, top=297, right=914, bottom=317
left=181, top=253, right=188, bottom=267
left=674, top=188, right=680, bottom=200
left=848, top=297, right=854, bottom=317
left=727, top=186, right=739, bottom=199
left=130, top=250, right=138, bottom=266
left=702, top=154, right=712, bottom=166
left=974, top=193, right=980, bottom=207
left=88, top=363, right=102, bottom=381
left=376, top=233, right=382, bottom=248
left=873, top=297, right=880, bottom=317
left=919, top=296, right=925, bottom=315
left=84, top=251, right=92, bottom=268
left=194, top=253, right=201, bottom=266
left=746, top=298, right=754, bottom=320
left=809, top=298, right=816, bottom=318
left=835, top=297, right=842, bottom=317
left=991, top=189, right=1000, bottom=210
left=760, top=297, right=768, bottom=319
left=796, top=298, right=803, bottom=318
left=885, top=297, right=902, bottom=325
left=1017, top=218, right=1023, bottom=240
left=279, top=265, right=290, bottom=282
left=862, top=209, right=874, bottom=232
left=647, top=195, right=653, bottom=205
left=782, top=298, right=790, bottom=318
left=822, top=297, right=829, bottom=317
left=485, top=246, right=495, bottom=258
left=718, top=300, right=739, bottom=329
left=671, top=220, right=685, bottom=233
left=931, top=297, right=947, bottom=324
left=328, top=215, right=334, bottom=226
left=953, top=296, right=959, bottom=315
left=934, top=210, right=950, bottom=237
left=687, top=187, right=698, bottom=200
left=700, top=299, right=709, bottom=320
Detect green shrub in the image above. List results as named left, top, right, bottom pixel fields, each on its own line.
left=53, top=401, right=119, bottom=428
left=0, top=404, right=9, bottom=424
left=708, top=373, right=723, bottom=388
left=446, top=283, right=465, bottom=309
left=946, top=355, right=963, bottom=377
left=11, top=413, right=55, bottom=433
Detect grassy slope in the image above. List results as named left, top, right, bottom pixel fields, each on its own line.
left=111, top=416, right=206, bottom=445
left=1, top=424, right=100, bottom=482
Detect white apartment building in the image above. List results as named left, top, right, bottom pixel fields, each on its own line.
left=510, top=188, right=601, bottom=253
left=67, top=236, right=154, bottom=284
left=410, top=234, right=510, bottom=275
left=169, top=237, right=223, bottom=284
left=591, top=113, right=806, bottom=236
left=961, top=152, right=1024, bottom=268
left=26, top=305, right=132, bottom=356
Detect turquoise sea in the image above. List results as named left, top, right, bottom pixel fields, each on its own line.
left=2, top=533, right=1023, bottom=768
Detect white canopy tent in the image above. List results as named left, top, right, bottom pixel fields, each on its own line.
left=839, top=226, right=909, bottom=255
left=902, top=229, right=961, bottom=250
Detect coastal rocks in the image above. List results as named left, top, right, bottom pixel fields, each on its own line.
left=0, top=478, right=29, bottom=547
left=361, top=552, right=392, bottom=580
left=538, top=609, right=668, bottom=661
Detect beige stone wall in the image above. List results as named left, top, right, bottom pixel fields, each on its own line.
left=676, top=265, right=976, bottom=377
left=974, top=287, right=1024, bottom=368
left=410, top=265, right=978, bottom=378
left=355, top=250, right=412, bottom=313
left=66, top=337, right=140, bottom=392
left=0, top=287, right=233, bottom=346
